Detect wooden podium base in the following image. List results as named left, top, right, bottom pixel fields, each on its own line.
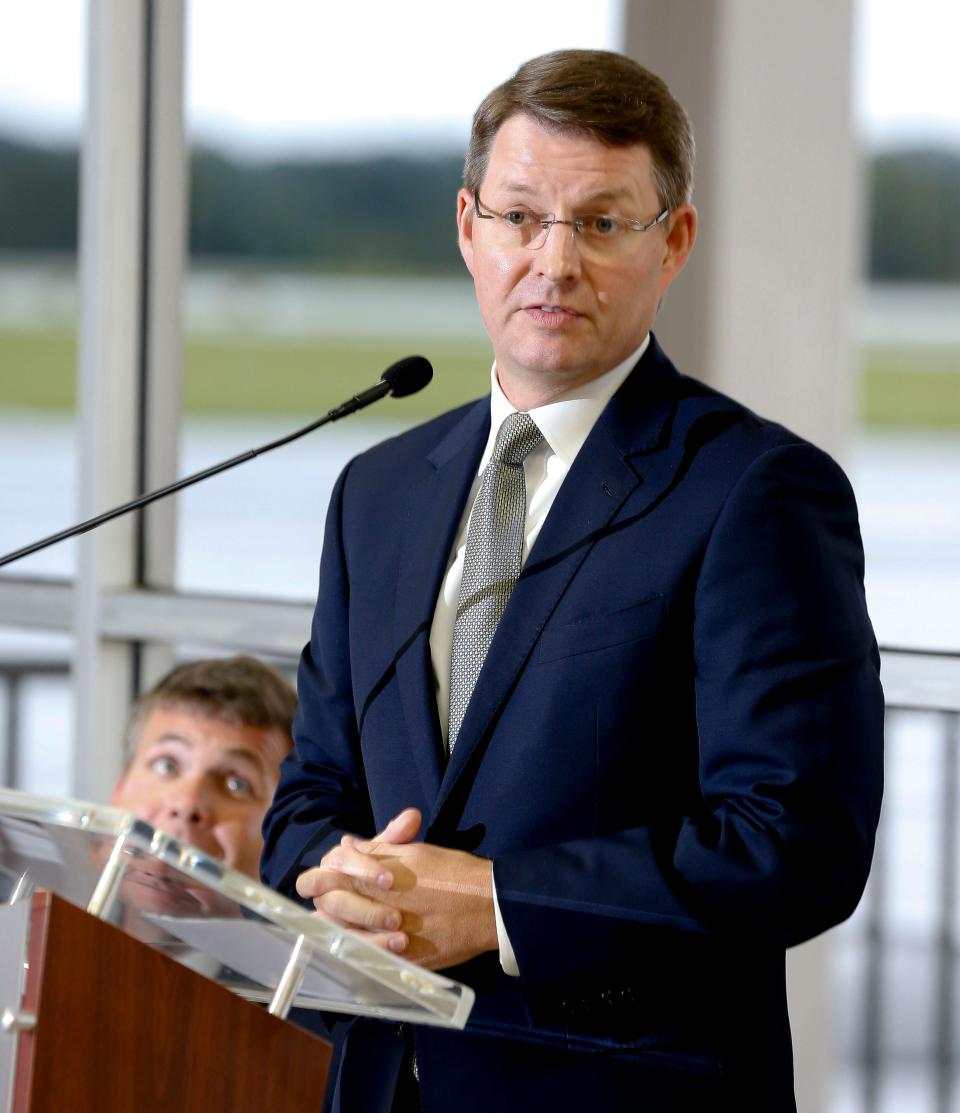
left=12, top=892, right=331, bottom=1113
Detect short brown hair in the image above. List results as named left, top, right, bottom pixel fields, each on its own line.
left=464, top=49, right=695, bottom=211
left=123, top=656, right=297, bottom=767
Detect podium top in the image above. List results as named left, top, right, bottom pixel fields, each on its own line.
left=0, top=787, right=473, bottom=1030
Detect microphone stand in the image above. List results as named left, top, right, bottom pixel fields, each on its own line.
left=0, top=359, right=431, bottom=570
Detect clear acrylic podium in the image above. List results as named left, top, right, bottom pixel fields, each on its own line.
left=0, top=788, right=474, bottom=1112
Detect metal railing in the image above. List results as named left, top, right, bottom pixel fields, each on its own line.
left=853, top=647, right=960, bottom=1113
left=0, top=659, right=71, bottom=789
left=1, top=644, right=958, bottom=1112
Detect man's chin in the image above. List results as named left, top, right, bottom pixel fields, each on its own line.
left=496, top=349, right=606, bottom=404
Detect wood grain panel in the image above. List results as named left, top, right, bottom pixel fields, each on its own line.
left=15, top=892, right=330, bottom=1113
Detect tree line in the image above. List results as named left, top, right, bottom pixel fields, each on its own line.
left=1, top=135, right=958, bottom=281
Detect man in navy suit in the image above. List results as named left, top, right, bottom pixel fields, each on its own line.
left=262, top=50, right=883, bottom=1112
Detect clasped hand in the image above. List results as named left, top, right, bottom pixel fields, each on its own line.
left=295, top=808, right=497, bottom=970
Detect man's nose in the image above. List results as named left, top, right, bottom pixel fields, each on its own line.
left=158, top=778, right=214, bottom=828
left=534, top=220, right=581, bottom=282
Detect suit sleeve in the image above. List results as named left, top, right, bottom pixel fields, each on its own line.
left=492, top=442, right=884, bottom=987
left=260, top=462, right=376, bottom=899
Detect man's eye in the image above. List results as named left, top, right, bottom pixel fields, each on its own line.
left=584, top=215, right=621, bottom=236
left=150, top=755, right=178, bottom=777
left=225, top=774, right=254, bottom=796
left=503, top=210, right=533, bottom=227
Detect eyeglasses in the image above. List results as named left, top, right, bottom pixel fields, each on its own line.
left=473, top=192, right=670, bottom=258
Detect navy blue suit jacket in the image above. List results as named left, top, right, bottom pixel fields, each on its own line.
left=262, top=337, right=884, bottom=1112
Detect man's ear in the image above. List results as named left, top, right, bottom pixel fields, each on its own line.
left=658, top=203, right=697, bottom=296
left=457, top=189, right=476, bottom=277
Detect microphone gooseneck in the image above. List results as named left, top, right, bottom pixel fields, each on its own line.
left=0, top=356, right=434, bottom=569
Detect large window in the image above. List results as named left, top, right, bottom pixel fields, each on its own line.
left=850, top=0, right=960, bottom=655
left=175, top=0, right=623, bottom=599
left=0, top=2, right=84, bottom=581
left=0, top=3, right=84, bottom=789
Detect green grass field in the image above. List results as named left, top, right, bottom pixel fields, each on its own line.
left=0, top=329, right=492, bottom=418
left=859, top=343, right=960, bottom=429
left=2, top=327, right=958, bottom=428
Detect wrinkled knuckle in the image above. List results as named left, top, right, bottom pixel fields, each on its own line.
left=374, top=912, right=395, bottom=931
left=367, top=906, right=389, bottom=930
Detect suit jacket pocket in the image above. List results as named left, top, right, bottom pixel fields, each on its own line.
left=537, top=593, right=666, bottom=664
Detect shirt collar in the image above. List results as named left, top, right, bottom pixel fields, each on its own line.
left=482, top=334, right=650, bottom=471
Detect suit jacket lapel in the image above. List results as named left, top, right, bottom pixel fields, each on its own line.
left=432, top=339, right=710, bottom=820
left=393, top=401, right=489, bottom=804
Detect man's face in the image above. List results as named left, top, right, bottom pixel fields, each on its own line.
left=457, top=113, right=696, bottom=408
left=111, top=705, right=289, bottom=879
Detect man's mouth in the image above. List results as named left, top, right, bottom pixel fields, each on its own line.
left=524, top=304, right=582, bottom=323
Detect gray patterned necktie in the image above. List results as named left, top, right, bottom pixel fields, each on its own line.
left=447, top=412, right=544, bottom=751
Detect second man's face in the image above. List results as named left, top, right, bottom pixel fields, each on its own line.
left=112, top=704, right=289, bottom=879
left=457, top=113, right=695, bottom=410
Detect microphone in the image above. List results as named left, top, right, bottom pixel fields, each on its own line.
left=383, top=355, right=433, bottom=398
left=0, top=355, right=433, bottom=569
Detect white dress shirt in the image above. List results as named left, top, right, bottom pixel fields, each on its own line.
left=427, top=335, right=650, bottom=974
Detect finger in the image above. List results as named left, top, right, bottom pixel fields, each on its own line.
left=309, top=908, right=409, bottom=954
left=355, top=807, right=422, bottom=853
left=322, top=844, right=394, bottom=889
left=295, top=866, right=330, bottom=900
left=315, top=888, right=406, bottom=933
left=296, top=865, right=366, bottom=900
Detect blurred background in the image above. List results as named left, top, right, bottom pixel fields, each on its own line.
left=0, top=1, right=957, bottom=1109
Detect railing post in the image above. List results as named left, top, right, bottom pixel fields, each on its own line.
left=1, top=671, right=20, bottom=788
left=935, top=711, right=959, bottom=1113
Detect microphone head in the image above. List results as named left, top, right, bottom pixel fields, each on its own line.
left=381, top=355, right=433, bottom=398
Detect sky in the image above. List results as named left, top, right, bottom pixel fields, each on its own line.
left=0, top=0, right=958, bottom=153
